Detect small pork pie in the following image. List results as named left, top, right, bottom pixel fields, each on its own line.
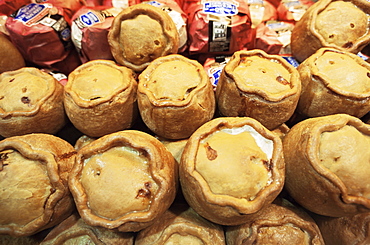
left=69, top=130, right=177, bottom=232
left=179, top=117, right=285, bottom=226
left=64, top=59, right=138, bottom=138
left=108, top=3, right=179, bottom=72
left=0, top=133, right=76, bottom=237
left=0, top=67, right=66, bottom=138
left=283, top=114, right=370, bottom=217
left=216, top=49, right=301, bottom=130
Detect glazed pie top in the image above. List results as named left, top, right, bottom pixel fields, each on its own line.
left=195, top=125, right=274, bottom=201
left=314, top=50, right=370, bottom=95
left=319, top=125, right=370, bottom=199
left=108, top=3, right=179, bottom=72
left=144, top=58, right=201, bottom=101
left=66, top=60, right=133, bottom=106
left=315, top=1, right=368, bottom=49
left=0, top=149, right=51, bottom=226
left=81, top=146, right=159, bottom=220
left=0, top=70, right=51, bottom=113
left=70, top=63, right=125, bottom=101
left=254, top=225, right=310, bottom=244
left=232, top=55, right=292, bottom=96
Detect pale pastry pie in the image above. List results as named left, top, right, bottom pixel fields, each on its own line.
left=297, top=48, right=370, bottom=118
left=283, top=114, right=370, bottom=217
left=0, top=67, right=66, bottom=138
left=40, top=213, right=134, bottom=245
left=68, top=130, right=177, bottom=232
left=64, top=59, right=138, bottom=138
left=138, top=54, right=215, bottom=139
left=0, top=133, right=76, bottom=236
left=226, top=198, right=325, bottom=245
left=291, top=0, right=370, bottom=62
left=135, top=204, right=225, bottom=245
left=216, top=49, right=301, bottom=130
left=179, top=117, right=285, bottom=225
left=108, top=3, right=179, bottom=72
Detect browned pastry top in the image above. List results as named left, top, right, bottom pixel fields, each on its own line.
left=314, top=50, right=370, bottom=94
left=315, top=1, right=368, bottom=49
left=81, top=146, right=159, bottom=219
left=319, top=124, right=370, bottom=199
left=232, top=55, right=292, bottom=95
left=0, top=68, right=53, bottom=113
left=108, top=3, right=179, bottom=72
left=0, top=149, right=51, bottom=226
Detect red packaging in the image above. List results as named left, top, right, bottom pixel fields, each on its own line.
left=102, top=0, right=137, bottom=7
left=5, top=3, right=79, bottom=70
left=254, top=22, right=282, bottom=54
left=71, top=6, right=122, bottom=63
left=185, top=0, right=254, bottom=55
left=31, top=0, right=86, bottom=24
left=0, top=0, right=31, bottom=16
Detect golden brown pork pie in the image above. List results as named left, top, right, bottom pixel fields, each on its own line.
left=283, top=114, right=370, bottom=217
left=64, top=59, right=138, bottom=138
left=68, top=130, right=177, bottom=232
left=135, top=204, right=226, bottom=245
left=179, top=117, right=285, bottom=226
left=0, top=67, right=66, bottom=138
left=138, top=54, right=215, bottom=139
left=40, top=213, right=134, bottom=245
left=226, top=198, right=325, bottom=245
left=0, top=133, right=76, bottom=237
left=297, top=48, right=370, bottom=118
left=216, top=49, right=301, bottom=130
left=108, top=3, right=179, bottom=72
left=290, top=0, right=370, bottom=62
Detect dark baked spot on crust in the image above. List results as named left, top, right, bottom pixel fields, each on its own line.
left=0, top=151, right=9, bottom=171
left=205, top=142, right=218, bottom=161
left=21, top=96, right=31, bottom=104
left=136, top=182, right=152, bottom=198
left=55, top=151, right=77, bottom=161
left=343, top=42, right=353, bottom=49
left=276, top=75, right=290, bottom=86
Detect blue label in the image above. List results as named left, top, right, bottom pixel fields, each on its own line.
left=14, top=3, right=46, bottom=23
left=203, top=1, right=238, bottom=15
left=282, top=56, right=300, bottom=68
left=145, top=1, right=163, bottom=7
left=80, top=11, right=101, bottom=26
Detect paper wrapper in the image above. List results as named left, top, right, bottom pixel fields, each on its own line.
left=186, top=0, right=254, bottom=55
left=5, top=3, right=80, bottom=72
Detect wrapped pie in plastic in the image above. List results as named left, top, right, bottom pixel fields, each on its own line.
left=68, top=130, right=178, bottom=232
left=0, top=32, right=25, bottom=73
left=138, top=54, right=215, bottom=140
left=5, top=3, right=80, bottom=73
left=226, top=198, right=325, bottom=245
left=135, top=203, right=226, bottom=245
left=290, top=0, right=370, bottom=62
left=64, top=59, right=138, bottom=138
left=0, top=133, right=76, bottom=236
left=314, top=211, right=370, bottom=245
left=185, top=0, right=254, bottom=55
left=179, top=117, right=285, bottom=226
left=0, top=0, right=31, bottom=16
left=108, top=3, right=179, bottom=72
left=40, top=213, right=134, bottom=245
left=297, top=48, right=370, bottom=118
left=216, top=49, right=301, bottom=130
left=71, top=6, right=122, bottom=63
left=283, top=114, right=370, bottom=217
left=0, top=67, right=66, bottom=138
